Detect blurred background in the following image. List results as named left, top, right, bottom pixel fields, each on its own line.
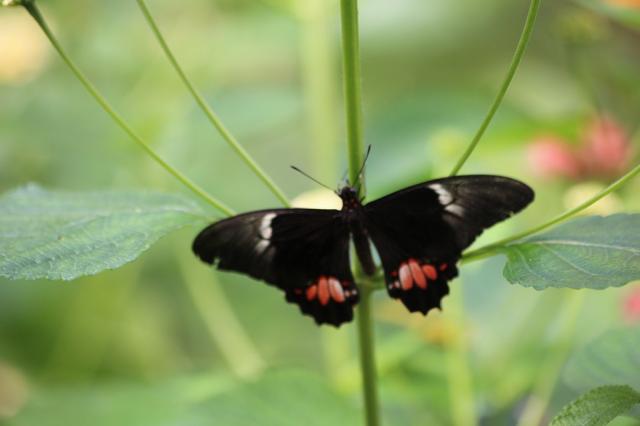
left=1, top=0, right=639, bottom=424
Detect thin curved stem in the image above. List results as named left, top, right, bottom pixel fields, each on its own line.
left=22, top=2, right=234, bottom=216
left=340, top=1, right=381, bottom=425
left=516, top=291, right=584, bottom=426
left=136, top=0, right=290, bottom=207
left=177, top=251, right=266, bottom=380
left=463, top=162, right=640, bottom=262
left=449, top=0, right=542, bottom=176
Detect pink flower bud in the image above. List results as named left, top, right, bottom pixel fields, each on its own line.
left=623, top=285, right=640, bottom=324
left=528, top=137, right=582, bottom=179
left=581, top=117, right=632, bottom=178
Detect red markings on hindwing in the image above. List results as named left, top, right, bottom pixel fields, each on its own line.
left=399, top=263, right=413, bottom=290
left=391, top=259, right=446, bottom=292
left=328, top=277, right=345, bottom=303
left=306, top=285, right=318, bottom=301
left=422, top=264, right=438, bottom=281
left=306, top=276, right=352, bottom=304
left=408, top=259, right=427, bottom=289
left=317, top=277, right=330, bottom=305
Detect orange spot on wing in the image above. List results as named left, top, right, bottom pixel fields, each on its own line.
left=306, top=285, right=318, bottom=301
left=399, top=263, right=413, bottom=290
left=328, top=277, right=345, bottom=303
left=422, top=264, right=438, bottom=281
left=409, top=259, right=427, bottom=289
left=317, top=276, right=330, bottom=305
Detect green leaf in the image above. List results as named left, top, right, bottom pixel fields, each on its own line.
left=0, top=185, right=208, bottom=281
left=190, top=370, right=361, bottom=426
left=502, top=214, right=640, bottom=290
left=551, top=385, right=640, bottom=426
left=577, top=0, right=640, bottom=30
left=563, top=327, right=640, bottom=393
left=6, top=371, right=360, bottom=426
left=5, top=374, right=234, bottom=426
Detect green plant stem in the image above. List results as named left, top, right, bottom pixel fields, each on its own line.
left=516, top=291, right=585, bottom=426
left=136, top=0, right=290, bottom=207
left=341, top=0, right=365, bottom=187
left=177, top=252, right=266, bottom=380
left=463, top=162, right=640, bottom=262
left=21, top=2, right=233, bottom=216
left=449, top=0, right=542, bottom=176
left=446, top=280, right=477, bottom=426
left=340, top=1, right=380, bottom=424
left=356, top=281, right=382, bottom=426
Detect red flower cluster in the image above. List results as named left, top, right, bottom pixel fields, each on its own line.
left=528, top=117, right=633, bottom=180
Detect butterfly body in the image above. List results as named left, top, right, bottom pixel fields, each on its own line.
left=338, top=186, right=377, bottom=276
left=193, top=175, right=534, bottom=327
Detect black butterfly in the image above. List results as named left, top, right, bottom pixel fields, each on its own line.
left=193, top=175, right=534, bottom=327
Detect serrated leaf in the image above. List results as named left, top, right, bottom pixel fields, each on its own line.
left=0, top=185, right=209, bottom=281
left=551, top=385, right=640, bottom=426
left=502, top=214, right=640, bottom=290
left=564, top=327, right=640, bottom=393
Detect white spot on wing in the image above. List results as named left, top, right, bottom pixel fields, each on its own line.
left=255, top=239, right=270, bottom=254
left=429, top=183, right=453, bottom=205
left=445, top=204, right=465, bottom=217
left=259, top=213, right=276, bottom=239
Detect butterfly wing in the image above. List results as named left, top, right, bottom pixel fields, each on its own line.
left=192, top=209, right=358, bottom=326
left=364, top=175, right=534, bottom=314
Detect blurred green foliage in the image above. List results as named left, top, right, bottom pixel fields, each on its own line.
left=1, top=0, right=639, bottom=425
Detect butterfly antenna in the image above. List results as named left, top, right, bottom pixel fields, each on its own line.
left=340, top=168, right=349, bottom=185
left=291, top=166, right=336, bottom=193
left=353, top=145, right=372, bottom=189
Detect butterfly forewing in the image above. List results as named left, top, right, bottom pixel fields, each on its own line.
left=364, top=175, right=534, bottom=315
left=192, top=209, right=359, bottom=326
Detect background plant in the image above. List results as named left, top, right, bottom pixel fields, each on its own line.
left=1, top=0, right=639, bottom=425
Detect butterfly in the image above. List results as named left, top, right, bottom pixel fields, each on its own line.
left=192, top=174, right=534, bottom=327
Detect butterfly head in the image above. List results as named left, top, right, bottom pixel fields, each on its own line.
left=338, top=185, right=362, bottom=210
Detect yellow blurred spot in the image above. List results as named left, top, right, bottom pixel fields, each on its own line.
left=0, top=9, right=50, bottom=84
left=0, top=361, right=29, bottom=420
left=291, top=188, right=341, bottom=209
left=377, top=299, right=460, bottom=345
left=563, top=182, right=623, bottom=216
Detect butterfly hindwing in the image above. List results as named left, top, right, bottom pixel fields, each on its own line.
left=192, top=209, right=358, bottom=326
left=364, top=175, right=534, bottom=315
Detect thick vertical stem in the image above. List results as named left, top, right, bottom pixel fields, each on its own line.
left=340, top=0, right=365, bottom=187
left=356, top=283, right=381, bottom=426
left=339, top=1, right=381, bottom=425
